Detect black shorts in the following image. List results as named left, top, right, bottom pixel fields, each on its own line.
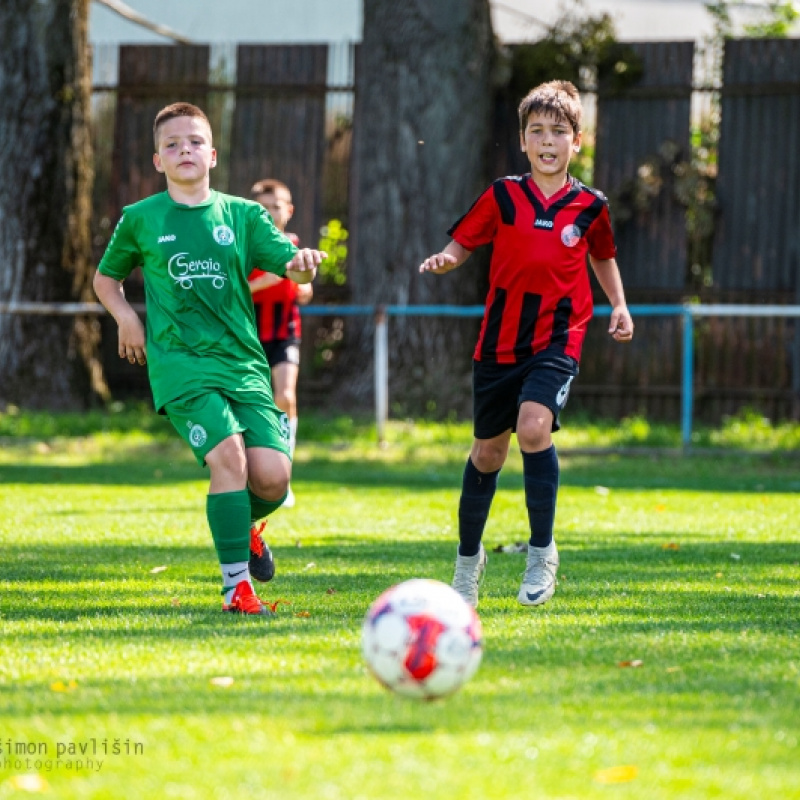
left=262, top=339, right=301, bottom=368
left=472, top=350, right=579, bottom=439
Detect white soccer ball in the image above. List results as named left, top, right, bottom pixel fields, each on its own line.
left=361, top=578, right=483, bottom=700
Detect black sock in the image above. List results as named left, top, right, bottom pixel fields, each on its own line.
left=522, top=445, right=559, bottom=548
left=458, top=458, right=500, bottom=557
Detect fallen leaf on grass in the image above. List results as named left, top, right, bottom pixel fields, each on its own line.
left=662, top=542, right=680, bottom=550
left=325, top=588, right=337, bottom=595
left=617, top=659, right=644, bottom=668
left=150, top=565, right=168, bottom=574
left=715, top=572, right=724, bottom=578
left=294, top=611, right=311, bottom=618
left=8, top=774, right=50, bottom=792
left=171, top=597, right=181, bottom=607
left=210, top=676, right=234, bottom=688
left=50, top=680, right=78, bottom=692
left=594, top=765, right=639, bottom=784
left=264, top=599, right=290, bottom=613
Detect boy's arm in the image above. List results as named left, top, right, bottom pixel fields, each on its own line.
left=419, top=240, right=472, bottom=275
left=93, top=272, right=147, bottom=365
left=248, top=271, right=283, bottom=294
left=589, top=256, right=634, bottom=342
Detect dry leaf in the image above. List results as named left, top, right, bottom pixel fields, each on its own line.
left=715, top=572, right=724, bottom=578
left=295, top=611, right=311, bottom=618
left=265, top=599, right=290, bottom=613
left=50, top=680, right=78, bottom=692
left=150, top=565, right=168, bottom=574
left=326, top=588, right=337, bottom=595
left=493, top=542, right=527, bottom=554
left=618, top=659, right=644, bottom=668
left=170, top=597, right=181, bottom=607
left=662, top=542, right=680, bottom=550
left=210, top=676, right=235, bottom=688
left=8, top=774, right=50, bottom=792
left=594, top=765, right=639, bottom=784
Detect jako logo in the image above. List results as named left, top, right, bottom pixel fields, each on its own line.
left=534, top=219, right=554, bottom=229
left=158, top=234, right=176, bottom=243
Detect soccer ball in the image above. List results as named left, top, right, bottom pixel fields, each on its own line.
left=361, top=578, right=483, bottom=699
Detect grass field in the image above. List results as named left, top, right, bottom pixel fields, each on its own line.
left=1, top=410, right=799, bottom=799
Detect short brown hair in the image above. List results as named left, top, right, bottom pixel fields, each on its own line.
left=153, top=102, right=211, bottom=149
left=250, top=178, right=292, bottom=201
left=518, top=80, right=582, bottom=134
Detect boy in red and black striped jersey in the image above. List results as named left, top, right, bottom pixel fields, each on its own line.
left=248, top=179, right=313, bottom=508
left=420, top=80, right=634, bottom=609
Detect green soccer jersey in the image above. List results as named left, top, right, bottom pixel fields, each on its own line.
left=98, top=190, right=298, bottom=411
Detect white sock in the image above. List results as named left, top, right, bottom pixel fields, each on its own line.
left=221, top=561, right=251, bottom=603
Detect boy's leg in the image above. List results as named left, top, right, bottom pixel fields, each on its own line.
left=515, top=355, right=577, bottom=606
left=271, top=351, right=300, bottom=507
left=163, top=393, right=272, bottom=615
left=235, top=397, right=293, bottom=581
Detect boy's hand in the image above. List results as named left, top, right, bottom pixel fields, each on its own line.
left=118, top=311, right=147, bottom=365
left=286, top=248, right=326, bottom=284
left=609, top=306, right=634, bottom=342
left=419, top=253, right=458, bottom=274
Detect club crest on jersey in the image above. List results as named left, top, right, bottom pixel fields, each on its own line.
left=561, top=224, right=582, bottom=247
left=187, top=422, right=208, bottom=448
left=213, top=225, right=235, bottom=246
left=534, top=218, right=554, bottom=229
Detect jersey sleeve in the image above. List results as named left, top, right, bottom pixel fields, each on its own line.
left=585, top=203, right=617, bottom=260
left=249, top=205, right=299, bottom=276
left=97, top=212, right=142, bottom=280
left=446, top=184, right=498, bottom=250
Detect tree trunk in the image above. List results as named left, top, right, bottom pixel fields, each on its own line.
left=344, top=0, right=496, bottom=416
left=0, top=0, right=104, bottom=410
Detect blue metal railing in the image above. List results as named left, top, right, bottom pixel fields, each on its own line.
left=2, top=301, right=799, bottom=446
left=300, top=303, right=800, bottom=447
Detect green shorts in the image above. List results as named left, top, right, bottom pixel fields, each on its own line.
left=163, top=390, right=291, bottom=466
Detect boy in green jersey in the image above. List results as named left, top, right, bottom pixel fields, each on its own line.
left=93, top=102, right=326, bottom=616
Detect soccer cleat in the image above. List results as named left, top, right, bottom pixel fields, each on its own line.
left=222, top=580, right=274, bottom=616
left=517, top=541, right=559, bottom=606
left=452, top=544, right=487, bottom=608
left=282, top=484, right=296, bottom=509
left=249, top=521, right=275, bottom=583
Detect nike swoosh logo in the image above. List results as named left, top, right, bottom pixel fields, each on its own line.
left=229, top=568, right=247, bottom=578
left=525, top=582, right=553, bottom=602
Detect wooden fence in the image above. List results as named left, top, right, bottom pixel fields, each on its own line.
left=89, top=39, right=799, bottom=423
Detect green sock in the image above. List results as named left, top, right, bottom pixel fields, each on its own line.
left=206, top=490, right=251, bottom=563
left=248, top=487, right=288, bottom=524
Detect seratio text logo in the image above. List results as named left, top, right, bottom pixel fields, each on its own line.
left=168, top=252, right=228, bottom=289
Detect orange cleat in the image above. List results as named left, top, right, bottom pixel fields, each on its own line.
left=222, top=580, right=274, bottom=616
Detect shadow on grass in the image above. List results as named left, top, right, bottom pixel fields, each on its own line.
left=2, top=450, right=799, bottom=492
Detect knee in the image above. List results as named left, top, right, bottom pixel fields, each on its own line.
left=517, top=417, right=552, bottom=452
left=470, top=440, right=508, bottom=473
left=249, top=463, right=291, bottom=501
left=274, top=388, right=295, bottom=412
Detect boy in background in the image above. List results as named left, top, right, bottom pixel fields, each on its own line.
left=420, top=80, right=634, bottom=609
left=93, top=103, right=325, bottom=615
left=248, top=179, right=313, bottom=508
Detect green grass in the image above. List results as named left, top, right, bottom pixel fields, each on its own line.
left=1, top=412, right=799, bottom=799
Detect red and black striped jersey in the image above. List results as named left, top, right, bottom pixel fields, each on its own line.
left=250, top=232, right=303, bottom=342
left=449, top=174, right=617, bottom=364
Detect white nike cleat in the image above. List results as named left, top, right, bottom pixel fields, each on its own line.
left=452, top=545, right=487, bottom=608
left=518, top=541, right=559, bottom=606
